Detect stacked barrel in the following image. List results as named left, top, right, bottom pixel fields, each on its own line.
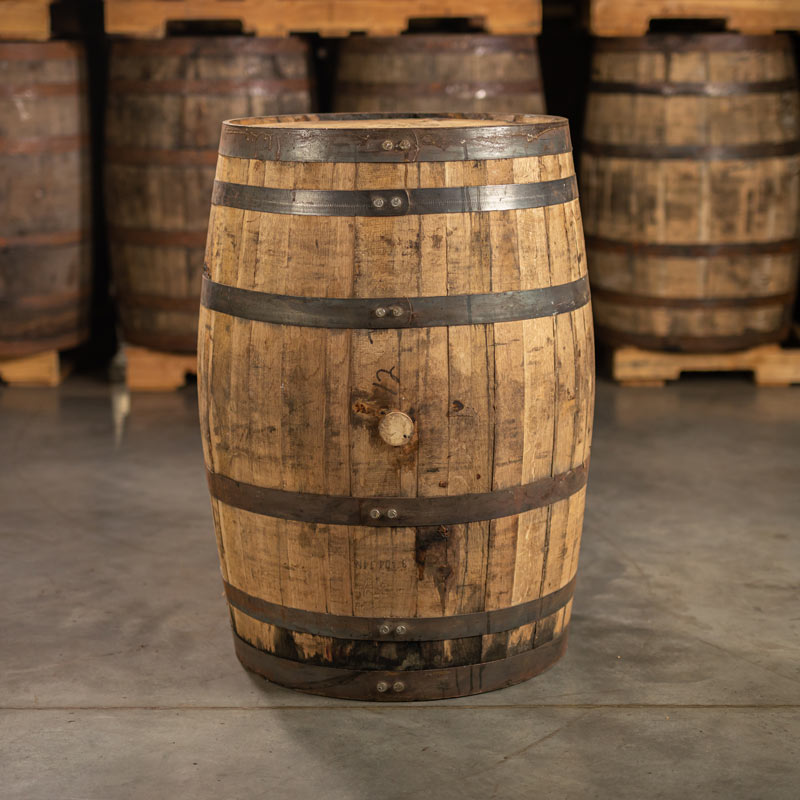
left=106, top=36, right=313, bottom=356
left=333, top=34, right=546, bottom=114
left=0, top=42, right=92, bottom=362
left=581, top=33, right=800, bottom=353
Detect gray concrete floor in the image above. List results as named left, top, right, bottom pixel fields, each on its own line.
left=1, top=374, right=798, bottom=799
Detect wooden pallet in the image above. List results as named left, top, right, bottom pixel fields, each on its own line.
left=0, top=1, right=53, bottom=40
left=0, top=350, right=71, bottom=387
left=104, top=0, right=542, bottom=38
left=589, top=0, right=800, bottom=36
left=125, top=345, right=197, bottom=391
left=611, top=344, right=800, bottom=387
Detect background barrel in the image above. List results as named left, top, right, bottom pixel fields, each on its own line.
left=105, top=36, right=313, bottom=353
left=333, top=35, right=546, bottom=113
left=198, top=113, right=594, bottom=701
left=0, top=42, right=91, bottom=359
left=581, top=34, right=800, bottom=352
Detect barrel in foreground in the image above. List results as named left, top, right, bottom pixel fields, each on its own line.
left=582, top=34, right=800, bottom=352
left=198, top=113, right=594, bottom=701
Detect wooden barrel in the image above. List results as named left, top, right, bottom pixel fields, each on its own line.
left=0, top=42, right=91, bottom=359
left=333, top=35, right=546, bottom=114
left=105, top=36, right=313, bottom=353
left=198, top=112, right=594, bottom=701
left=581, top=34, right=800, bottom=352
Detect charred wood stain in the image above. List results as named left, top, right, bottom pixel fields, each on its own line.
left=415, top=525, right=454, bottom=610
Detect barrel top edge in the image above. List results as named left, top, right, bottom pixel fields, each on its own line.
left=218, top=113, right=571, bottom=162
left=594, top=32, right=793, bottom=52
left=223, top=112, right=567, bottom=130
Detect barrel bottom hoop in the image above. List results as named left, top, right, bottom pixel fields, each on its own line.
left=0, top=329, right=88, bottom=359
left=586, top=236, right=800, bottom=258
left=117, top=292, right=200, bottom=313
left=109, top=228, right=208, bottom=249
left=225, top=575, right=576, bottom=641
left=207, top=461, right=588, bottom=527
left=211, top=176, right=578, bottom=217
left=582, top=140, right=800, bottom=160
left=122, top=330, right=198, bottom=354
left=596, top=325, right=790, bottom=353
left=201, top=274, right=590, bottom=329
left=233, top=630, right=568, bottom=701
left=0, top=230, right=88, bottom=248
left=591, top=287, right=795, bottom=310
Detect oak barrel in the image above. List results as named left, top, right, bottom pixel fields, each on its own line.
left=105, top=36, right=313, bottom=353
left=0, top=42, right=91, bottom=358
left=333, top=35, right=546, bottom=114
left=581, top=34, right=800, bottom=352
left=198, top=113, right=594, bottom=701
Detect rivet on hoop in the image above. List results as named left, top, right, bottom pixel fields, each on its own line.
left=372, top=197, right=385, bottom=208
left=386, top=508, right=398, bottom=519
left=389, top=305, right=404, bottom=317
left=376, top=681, right=389, bottom=693
left=393, top=681, right=406, bottom=692
left=369, top=508, right=382, bottom=519
left=374, top=307, right=387, bottom=318
left=390, top=196, right=403, bottom=208
left=395, top=624, right=408, bottom=635
left=382, top=140, right=394, bottom=151
left=398, top=140, right=412, bottom=150
left=378, top=623, right=391, bottom=635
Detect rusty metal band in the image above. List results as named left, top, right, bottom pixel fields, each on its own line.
left=225, top=575, right=575, bottom=642
left=109, top=78, right=311, bottom=95
left=116, top=292, right=199, bottom=313
left=595, top=325, right=790, bottom=353
left=207, top=461, right=588, bottom=527
left=0, top=229, right=86, bottom=248
left=201, top=274, right=589, bottom=329
left=112, top=37, right=308, bottom=57
left=106, top=146, right=218, bottom=166
left=342, top=35, right=538, bottom=54
left=212, top=175, right=578, bottom=217
left=109, top=228, right=208, bottom=248
left=589, top=79, right=798, bottom=96
left=585, top=236, right=800, bottom=258
left=0, top=135, right=88, bottom=155
left=336, top=80, right=543, bottom=98
left=582, top=139, right=800, bottom=160
left=593, top=34, right=792, bottom=53
left=121, top=329, right=198, bottom=353
left=0, top=329, right=88, bottom=358
left=233, top=630, right=568, bottom=701
left=1, top=287, right=90, bottom=312
left=0, top=82, right=85, bottom=98
left=218, top=113, right=571, bottom=162
left=0, top=42, right=83, bottom=60
left=591, top=287, right=794, bottom=310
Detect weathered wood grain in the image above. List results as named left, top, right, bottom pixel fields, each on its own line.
left=582, top=34, right=800, bottom=352
left=0, top=42, right=91, bottom=359
left=198, top=114, right=594, bottom=701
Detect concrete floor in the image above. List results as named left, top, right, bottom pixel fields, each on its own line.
left=1, top=373, right=798, bottom=799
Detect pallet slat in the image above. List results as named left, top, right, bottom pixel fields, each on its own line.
left=104, top=0, right=542, bottom=38
left=590, top=0, right=800, bottom=36
left=125, top=345, right=197, bottom=391
left=0, top=1, right=52, bottom=41
left=611, top=345, right=800, bottom=387
left=0, top=351, right=70, bottom=387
